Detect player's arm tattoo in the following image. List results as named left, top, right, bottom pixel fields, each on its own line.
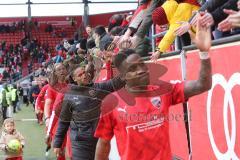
left=184, top=58, right=212, bottom=99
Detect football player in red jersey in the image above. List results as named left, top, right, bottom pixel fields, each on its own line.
left=44, top=63, right=68, bottom=160
left=35, top=82, right=49, bottom=125
left=95, top=14, right=212, bottom=160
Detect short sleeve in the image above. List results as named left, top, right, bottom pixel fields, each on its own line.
left=94, top=113, right=114, bottom=141
left=171, top=82, right=186, bottom=105
left=46, top=86, right=56, bottom=100
left=39, top=86, right=47, bottom=98
left=36, top=86, right=47, bottom=103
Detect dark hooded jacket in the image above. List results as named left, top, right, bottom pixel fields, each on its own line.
left=53, top=76, right=125, bottom=148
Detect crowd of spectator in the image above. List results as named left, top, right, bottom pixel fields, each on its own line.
left=63, top=0, right=240, bottom=64
left=0, top=20, right=39, bottom=33
left=0, top=42, right=23, bottom=82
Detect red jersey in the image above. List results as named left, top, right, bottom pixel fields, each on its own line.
left=46, top=83, right=67, bottom=113
left=46, top=85, right=58, bottom=113
left=35, top=84, right=49, bottom=111
left=47, top=92, right=72, bottom=158
left=106, top=61, right=113, bottom=80
left=53, top=93, right=64, bottom=111
left=47, top=93, right=64, bottom=136
left=46, top=85, right=58, bottom=100
left=95, top=82, right=185, bottom=160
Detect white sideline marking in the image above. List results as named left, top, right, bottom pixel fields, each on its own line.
left=17, top=118, right=37, bottom=121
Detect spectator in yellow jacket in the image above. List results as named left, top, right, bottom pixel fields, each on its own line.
left=151, top=0, right=200, bottom=60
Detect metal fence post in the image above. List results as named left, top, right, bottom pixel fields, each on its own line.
left=151, top=24, right=156, bottom=53
left=175, top=36, right=181, bottom=51
left=180, top=50, right=192, bottom=160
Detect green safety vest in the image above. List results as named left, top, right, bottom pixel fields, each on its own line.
left=0, top=89, right=8, bottom=106
left=11, top=88, right=17, bottom=102
left=6, top=91, right=12, bottom=106
left=0, top=89, right=11, bottom=106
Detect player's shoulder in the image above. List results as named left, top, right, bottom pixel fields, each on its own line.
left=102, top=90, right=125, bottom=111
left=56, top=92, right=64, bottom=99
left=43, top=84, right=49, bottom=88
left=156, top=80, right=184, bottom=99
left=105, top=90, right=125, bottom=104
left=43, top=84, right=49, bottom=89
left=47, top=84, right=54, bottom=91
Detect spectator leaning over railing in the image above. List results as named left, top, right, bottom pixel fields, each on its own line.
left=121, top=0, right=163, bottom=57
left=120, top=0, right=165, bottom=43
left=151, top=0, right=200, bottom=61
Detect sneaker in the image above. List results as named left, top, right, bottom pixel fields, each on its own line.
left=45, top=151, right=50, bottom=157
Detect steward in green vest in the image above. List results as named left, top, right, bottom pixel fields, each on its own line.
left=11, top=84, right=18, bottom=113
left=0, top=84, right=11, bottom=120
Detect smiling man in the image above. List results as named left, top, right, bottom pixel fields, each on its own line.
left=94, top=16, right=212, bottom=160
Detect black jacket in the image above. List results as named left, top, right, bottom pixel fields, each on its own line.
left=134, top=0, right=165, bottom=57
left=53, top=77, right=125, bottom=148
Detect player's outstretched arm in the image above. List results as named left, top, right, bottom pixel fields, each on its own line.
left=95, top=138, right=111, bottom=160
left=184, top=13, right=212, bottom=99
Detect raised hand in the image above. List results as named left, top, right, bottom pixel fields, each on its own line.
left=175, top=21, right=191, bottom=36
left=190, top=12, right=199, bottom=26
left=120, top=34, right=130, bottom=43
left=218, top=9, right=240, bottom=32
left=118, top=39, right=132, bottom=50
left=130, top=35, right=141, bottom=49
left=112, top=36, right=121, bottom=47
left=189, top=13, right=211, bottom=52
left=106, top=42, right=117, bottom=52
left=119, top=29, right=132, bottom=44
left=199, top=12, right=214, bottom=26
left=151, top=51, right=162, bottom=62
